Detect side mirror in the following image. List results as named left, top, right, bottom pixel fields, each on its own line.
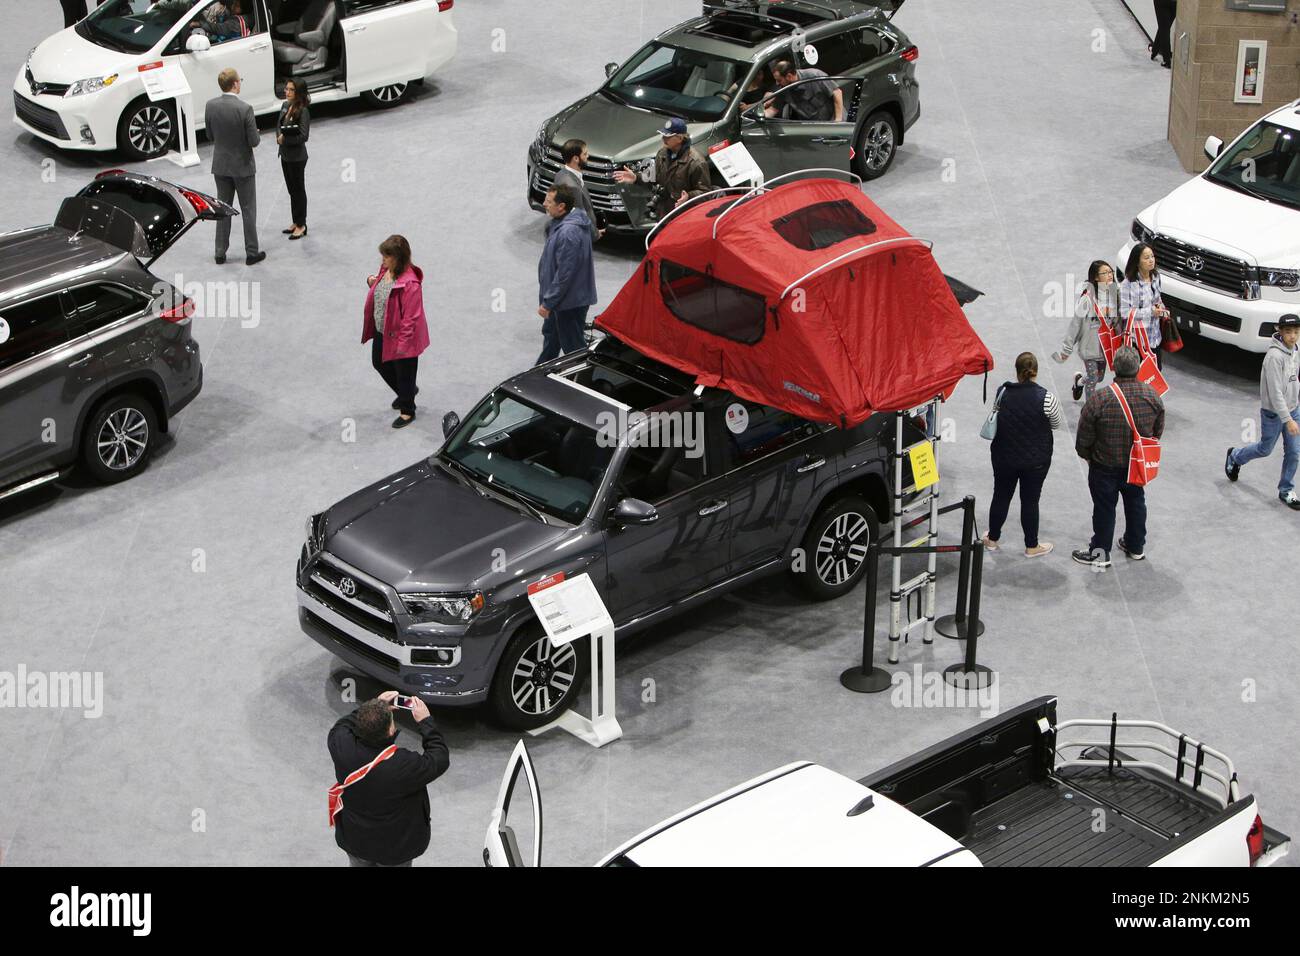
left=185, top=32, right=211, bottom=53
left=442, top=411, right=460, bottom=440
left=612, top=497, right=658, bottom=525
left=1204, top=135, right=1224, bottom=161
left=604, top=62, right=619, bottom=79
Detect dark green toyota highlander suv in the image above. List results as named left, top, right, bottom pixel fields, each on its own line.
left=527, top=1, right=918, bottom=234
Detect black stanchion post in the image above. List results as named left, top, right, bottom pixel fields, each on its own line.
left=943, top=539, right=993, bottom=689
left=840, top=539, right=891, bottom=693
left=935, top=495, right=985, bottom=640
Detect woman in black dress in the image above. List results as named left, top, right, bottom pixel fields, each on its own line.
left=276, top=79, right=311, bottom=240
left=1151, top=0, right=1177, bottom=69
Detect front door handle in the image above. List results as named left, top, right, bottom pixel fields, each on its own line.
left=811, top=137, right=849, bottom=146
left=698, top=500, right=728, bottom=516
left=796, top=457, right=827, bottom=474
left=249, top=41, right=270, bottom=51
left=67, top=354, right=95, bottom=368
left=345, top=23, right=367, bottom=33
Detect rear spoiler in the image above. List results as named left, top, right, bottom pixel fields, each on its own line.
left=53, top=196, right=151, bottom=260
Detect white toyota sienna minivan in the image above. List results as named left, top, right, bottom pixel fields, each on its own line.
left=14, top=0, right=457, bottom=160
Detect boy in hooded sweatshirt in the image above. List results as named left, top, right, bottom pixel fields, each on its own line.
left=1226, top=314, right=1300, bottom=510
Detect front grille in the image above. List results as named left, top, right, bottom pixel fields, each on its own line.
left=25, top=67, right=69, bottom=98
left=305, top=610, right=400, bottom=673
left=532, top=146, right=627, bottom=214
left=305, top=556, right=397, bottom=638
left=1162, top=293, right=1243, bottom=334
left=1151, top=234, right=1249, bottom=297
left=14, top=91, right=68, bottom=140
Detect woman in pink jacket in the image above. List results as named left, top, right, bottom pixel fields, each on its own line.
left=362, top=235, right=430, bottom=428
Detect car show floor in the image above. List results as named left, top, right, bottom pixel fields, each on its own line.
left=1, top=0, right=1295, bottom=866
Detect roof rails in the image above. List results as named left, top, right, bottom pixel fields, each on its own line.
left=705, top=1, right=848, bottom=22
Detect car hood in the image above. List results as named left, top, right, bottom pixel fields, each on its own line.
left=323, top=461, right=570, bottom=593
left=29, top=28, right=133, bottom=84
left=1141, top=175, right=1300, bottom=265
left=546, top=92, right=719, bottom=164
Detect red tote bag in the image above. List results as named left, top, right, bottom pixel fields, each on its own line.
left=1110, top=383, right=1161, bottom=486
left=1094, top=296, right=1122, bottom=369
left=1123, top=312, right=1169, bottom=397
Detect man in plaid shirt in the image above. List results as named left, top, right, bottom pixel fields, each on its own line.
left=1072, top=346, right=1165, bottom=569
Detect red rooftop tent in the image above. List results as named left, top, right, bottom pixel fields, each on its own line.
left=595, top=178, right=993, bottom=428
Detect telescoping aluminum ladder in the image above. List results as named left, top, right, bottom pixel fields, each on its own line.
left=887, top=397, right=943, bottom=664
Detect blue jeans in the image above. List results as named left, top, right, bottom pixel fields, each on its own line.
left=1232, top=407, right=1300, bottom=495
left=1088, top=463, right=1146, bottom=555
left=536, top=306, right=589, bottom=365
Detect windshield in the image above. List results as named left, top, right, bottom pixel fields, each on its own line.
left=1206, top=121, right=1300, bottom=210
left=76, top=0, right=196, bottom=54
left=605, top=42, right=749, bottom=121
left=443, top=391, right=612, bottom=523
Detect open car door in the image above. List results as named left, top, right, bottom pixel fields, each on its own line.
left=739, top=76, right=862, bottom=181
left=66, top=172, right=236, bottom=267
left=482, top=740, right=543, bottom=867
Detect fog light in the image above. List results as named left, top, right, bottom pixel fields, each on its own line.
left=411, top=647, right=459, bottom=666
left=79, top=125, right=95, bottom=144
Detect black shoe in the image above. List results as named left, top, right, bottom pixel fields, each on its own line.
left=1071, top=373, right=1084, bottom=402
left=1281, top=492, right=1300, bottom=511
left=1071, top=547, right=1111, bottom=569
left=1117, top=538, right=1145, bottom=561
left=1225, top=448, right=1240, bottom=482
left=246, top=251, right=266, bottom=266
left=282, top=228, right=294, bottom=235
left=289, top=226, right=307, bottom=241
left=392, top=413, right=416, bottom=429
left=214, top=254, right=226, bottom=265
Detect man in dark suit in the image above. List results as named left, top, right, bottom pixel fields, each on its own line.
left=328, top=693, right=450, bottom=867
left=204, top=67, right=264, bottom=265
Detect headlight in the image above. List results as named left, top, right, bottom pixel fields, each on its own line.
left=530, top=126, right=548, bottom=160
left=1259, top=268, right=1300, bottom=291
left=304, top=512, right=326, bottom=555
left=66, top=74, right=118, bottom=97
left=1131, top=218, right=1154, bottom=244
left=401, top=591, right=485, bottom=624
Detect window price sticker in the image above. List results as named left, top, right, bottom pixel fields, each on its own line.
left=908, top=441, right=940, bottom=490
left=526, top=572, right=612, bottom=646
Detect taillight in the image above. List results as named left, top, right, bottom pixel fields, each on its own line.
left=901, top=46, right=919, bottom=62
left=437, top=0, right=453, bottom=10
left=708, top=139, right=731, bottom=154
left=95, top=168, right=126, bottom=179
left=160, top=298, right=195, bottom=323
left=180, top=188, right=211, bottom=215
left=1247, top=814, right=1265, bottom=865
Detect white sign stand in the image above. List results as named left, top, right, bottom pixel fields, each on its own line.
left=709, top=141, right=764, bottom=188
left=141, top=62, right=200, bottom=168
left=525, top=573, right=622, bottom=748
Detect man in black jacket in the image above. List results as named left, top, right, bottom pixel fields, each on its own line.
left=328, top=692, right=450, bottom=866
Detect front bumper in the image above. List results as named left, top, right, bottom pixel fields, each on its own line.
left=11, top=72, right=122, bottom=152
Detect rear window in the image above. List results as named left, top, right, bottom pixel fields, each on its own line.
left=771, top=200, right=876, bottom=251
left=77, top=179, right=185, bottom=258
left=659, top=260, right=767, bottom=345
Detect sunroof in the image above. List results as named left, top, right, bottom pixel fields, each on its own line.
left=690, top=12, right=792, bottom=44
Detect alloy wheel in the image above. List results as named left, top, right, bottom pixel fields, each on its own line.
left=373, top=83, right=407, bottom=104
left=815, top=510, right=871, bottom=587
left=510, top=635, right=577, bottom=717
left=863, top=120, right=895, bottom=173
left=128, top=105, right=172, bottom=156
left=96, top=407, right=149, bottom=471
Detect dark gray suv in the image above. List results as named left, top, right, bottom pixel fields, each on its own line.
left=0, top=171, right=233, bottom=501
left=298, top=338, right=922, bottom=730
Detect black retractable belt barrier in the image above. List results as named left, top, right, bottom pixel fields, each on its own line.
left=941, top=539, right=994, bottom=690
left=934, top=495, right=986, bottom=640
left=839, top=539, right=891, bottom=693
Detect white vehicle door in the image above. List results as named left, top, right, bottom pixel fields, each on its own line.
left=341, top=0, right=433, bottom=97
left=167, top=0, right=276, bottom=113
left=482, top=740, right=543, bottom=867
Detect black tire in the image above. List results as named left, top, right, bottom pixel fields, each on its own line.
left=80, top=393, right=157, bottom=485
left=853, top=110, right=900, bottom=181
left=116, top=96, right=176, bottom=160
left=361, top=82, right=411, bottom=109
left=794, top=494, right=879, bottom=601
left=487, top=626, right=588, bottom=731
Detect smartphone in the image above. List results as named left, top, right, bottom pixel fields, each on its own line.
left=393, top=695, right=416, bottom=710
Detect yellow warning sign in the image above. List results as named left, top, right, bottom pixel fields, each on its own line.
left=909, top=441, right=940, bottom=490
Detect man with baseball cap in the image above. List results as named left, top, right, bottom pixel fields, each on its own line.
left=613, top=116, right=711, bottom=222
left=1226, top=314, right=1300, bottom=510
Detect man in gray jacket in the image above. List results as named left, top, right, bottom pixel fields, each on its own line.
left=552, top=139, right=601, bottom=241
left=204, top=68, right=264, bottom=265
left=1226, top=314, right=1300, bottom=509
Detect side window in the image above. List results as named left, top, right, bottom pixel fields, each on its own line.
left=0, top=295, right=68, bottom=370
left=722, top=402, right=821, bottom=470
left=66, top=285, right=149, bottom=337
left=858, top=27, right=896, bottom=61
left=194, top=0, right=264, bottom=44
left=342, top=0, right=408, bottom=13
left=614, top=414, right=709, bottom=504
left=802, top=32, right=861, bottom=75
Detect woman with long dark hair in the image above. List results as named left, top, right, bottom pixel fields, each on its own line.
left=362, top=236, right=430, bottom=428
left=1121, top=242, right=1169, bottom=365
left=277, top=79, right=310, bottom=240
left=1054, top=260, right=1118, bottom=402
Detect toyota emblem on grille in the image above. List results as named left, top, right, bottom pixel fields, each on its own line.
left=1186, top=255, right=1206, bottom=273
left=339, top=576, right=358, bottom=597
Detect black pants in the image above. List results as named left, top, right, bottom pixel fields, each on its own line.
left=281, top=159, right=307, bottom=227
left=1153, top=0, right=1177, bottom=63
left=1088, top=463, right=1147, bottom=555
left=987, top=463, right=1049, bottom=549
left=60, top=0, right=88, bottom=28
left=371, top=336, right=418, bottom=415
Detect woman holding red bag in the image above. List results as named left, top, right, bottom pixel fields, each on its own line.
left=361, top=235, right=430, bottom=429
left=1054, top=260, right=1118, bottom=402
left=1120, top=243, right=1170, bottom=369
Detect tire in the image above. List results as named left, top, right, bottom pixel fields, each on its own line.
left=853, top=110, right=900, bottom=181
left=794, top=494, right=879, bottom=601
left=80, top=393, right=157, bottom=485
left=361, top=82, right=411, bottom=109
left=117, top=97, right=176, bottom=160
left=487, top=626, right=588, bottom=731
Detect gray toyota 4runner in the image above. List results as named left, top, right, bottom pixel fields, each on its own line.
left=0, top=171, right=234, bottom=502
left=527, top=0, right=918, bottom=234
left=298, top=338, right=924, bottom=730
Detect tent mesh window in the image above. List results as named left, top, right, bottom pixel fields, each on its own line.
left=771, top=199, right=877, bottom=251
left=659, top=260, right=767, bottom=345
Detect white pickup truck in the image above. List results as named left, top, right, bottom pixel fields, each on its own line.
left=483, top=696, right=1291, bottom=867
